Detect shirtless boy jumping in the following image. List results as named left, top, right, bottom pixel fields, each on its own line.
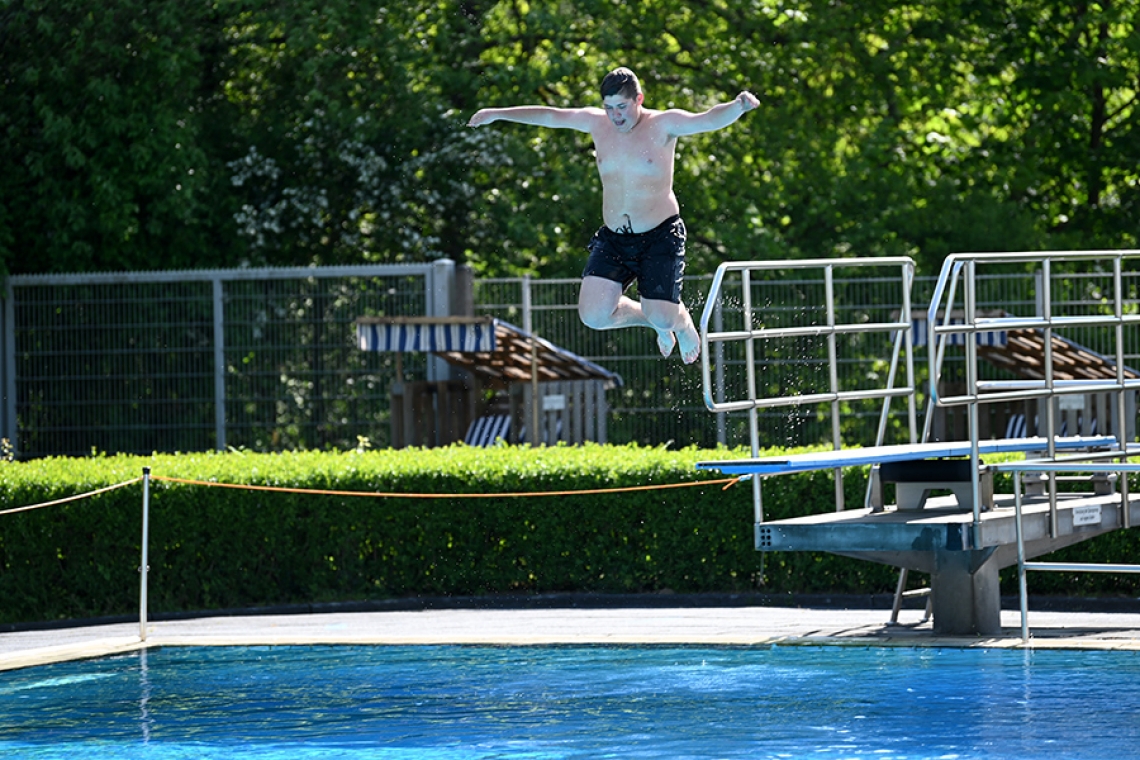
left=468, top=67, right=758, bottom=364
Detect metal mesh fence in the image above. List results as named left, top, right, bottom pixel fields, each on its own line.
left=220, top=272, right=430, bottom=451
left=475, top=277, right=720, bottom=447
left=5, top=263, right=1140, bottom=458
left=13, top=279, right=216, bottom=456
left=4, top=267, right=436, bottom=458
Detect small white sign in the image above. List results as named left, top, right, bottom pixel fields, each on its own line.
left=1058, top=394, right=1086, bottom=411
left=542, top=394, right=567, bottom=411
left=1073, top=505, right=1102, bottom=526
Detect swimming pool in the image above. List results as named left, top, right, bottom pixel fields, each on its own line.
left=2, top=645, right=1138, bottom=759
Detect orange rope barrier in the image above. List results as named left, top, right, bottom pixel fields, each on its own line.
left=0, top=477, right=144, bottom=516
left=148, top=474, right=745, bottom=499
left=0, top=473, right=744, bottom=516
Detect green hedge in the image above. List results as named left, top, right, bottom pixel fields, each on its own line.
left=0, top=444, right=1137, bottom=624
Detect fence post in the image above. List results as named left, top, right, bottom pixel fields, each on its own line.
left=428, top=259, right=456, bottom=383
left=139, top=467, right=151, bottom=642
left=2, top=281, right=16, bottom=458
left=212, top=277, right=226, bottom=451
left=523, top=276, right=540, bottom=444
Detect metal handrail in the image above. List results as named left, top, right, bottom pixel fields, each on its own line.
left=708, top=320, right=910, bottom=344
left=996, top=461, right=1140, bottom=642
left=710, top=387, right=915, bottom=415
left=926, top=250, right=1140, bottom=534
left=927, top=249, right=1140, bottom=411
left=698, top=257, right=917, bottom=516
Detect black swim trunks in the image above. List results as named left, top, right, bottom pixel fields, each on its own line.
left=582, top=215, right=687, bottom=304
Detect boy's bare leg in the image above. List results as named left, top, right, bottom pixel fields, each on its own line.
left=578, top=276, right=678, bottom=357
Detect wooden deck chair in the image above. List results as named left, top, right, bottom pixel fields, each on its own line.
left=464, top=414, right=511, bottom=446
left=1004, top=413, right=1028, bottom=438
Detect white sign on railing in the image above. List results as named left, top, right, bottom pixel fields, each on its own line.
left=1072, top=505, right=1102, bottom=526
left=1058, top=394, right=1086, bottom=411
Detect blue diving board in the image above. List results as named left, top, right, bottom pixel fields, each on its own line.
left=697, top=436, right=1119, bottom=476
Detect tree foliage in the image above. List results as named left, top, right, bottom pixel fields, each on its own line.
left=1, top=0, right=1138, bottom=278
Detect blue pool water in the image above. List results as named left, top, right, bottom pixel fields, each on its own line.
left=2, top=645, right=1139, bottom=759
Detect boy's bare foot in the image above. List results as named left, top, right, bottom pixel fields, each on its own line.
left=676, top=323, right=700, bottom=364
left=656, top=329, right=676, bottom=358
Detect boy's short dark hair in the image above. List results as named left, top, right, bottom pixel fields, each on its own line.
left=600, top=67, right=641, bottom=99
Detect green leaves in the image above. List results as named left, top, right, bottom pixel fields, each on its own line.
left=2, top=0, right=1138, bottom=278
left=1, top=0, right=233, bottom=274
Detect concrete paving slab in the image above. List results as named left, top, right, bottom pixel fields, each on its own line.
left=3, top=602, right=1140, bottom=673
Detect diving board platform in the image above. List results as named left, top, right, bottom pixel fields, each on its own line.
left=697, top=436, right=1117, bottom=476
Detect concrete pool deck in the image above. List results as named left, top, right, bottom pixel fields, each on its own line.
left=4, top=595, right=1140, bottom=671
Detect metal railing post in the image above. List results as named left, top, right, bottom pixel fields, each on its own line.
left=1041, top=259, right=1059, bottom=538
left=1014, top=471, right=1029, bottom=643
left=964, top=260, right=982, bottom=535
left=139, top=466, right=151, bottom=642
left=741, top=269, right=763, bottom=524
left=714, top=298, right=726, bottom=447
left=1113, top=256, right=1131, bottom=529
left=825, top=266, right=844, bottom=511
left=902, top=261, right=918, bottom=442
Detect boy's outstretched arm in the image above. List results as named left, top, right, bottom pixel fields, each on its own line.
left=468, top=106, right=597, bottom=132
left=661, top=91, right=759, bottom=138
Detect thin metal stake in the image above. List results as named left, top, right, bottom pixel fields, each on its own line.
left=139, top=466, right=151, bottom=642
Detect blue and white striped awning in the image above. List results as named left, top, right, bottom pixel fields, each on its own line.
left=355, top=316, right=622, bottom=388
left=357, top=318, right=497, bottom=353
